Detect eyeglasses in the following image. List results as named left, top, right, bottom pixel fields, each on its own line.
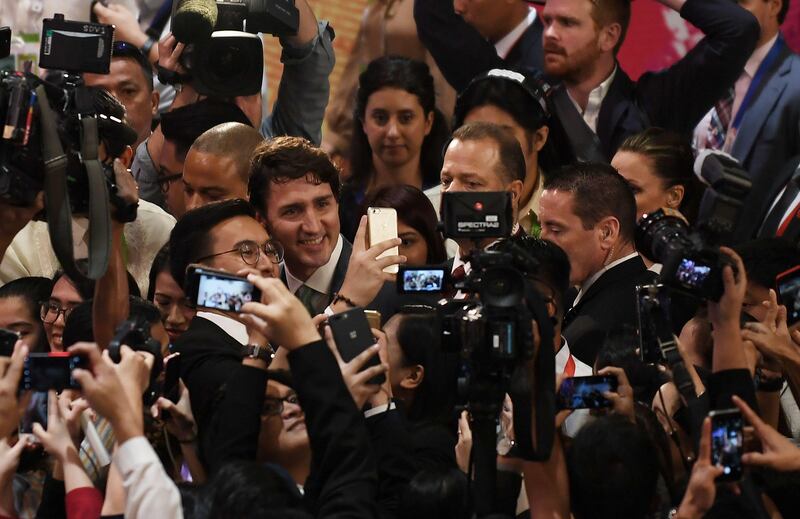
left=158, top=171, right=183, bottom=194
left=196, top=239, right=284, bottom=266
left=40, top=301, right=75, bottom=324
left=262, top=393, right=300, bottom=416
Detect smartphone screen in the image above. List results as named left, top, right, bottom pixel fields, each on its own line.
left=556, top=375, right=618, bottom=410
left=776, top=265, right=800, bottom=326
left=328, top=308, right=385, bottom=385
left=710, top=408, right=744, bottom=481
left=187, top=266, right=261, bottom=313
left=21, top=353, right=87, bottom=392
left=367, top=207, right=399, bottom=274
left=398, top=266, right=446, bottom=294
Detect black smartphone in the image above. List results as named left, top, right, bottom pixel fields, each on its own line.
left=185, top=265, right=261, bottom=313
left=20, top=353, right=88, bottom=392
left=162, top=354, right=181, bottom=405
left=776, top=265, right=800, bottom=327
left=709, top=408, right=744, bottom=481
left=556, top=375, right=618, bottom=410
left=397, top=266, right=447, bottom=294
left=328, top=308, right=385, bottom=385
left=0, top=328, right=19, bottom=357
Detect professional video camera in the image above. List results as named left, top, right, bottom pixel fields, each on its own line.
left=635, top=150, right=751, bottom=301
left=399, top=191, right=555, bottom=516
left=0, top=17, right=138, bottom=281
left=108, top=316, right=164, bottom=405
left=169, top=0, right=299, bottom=97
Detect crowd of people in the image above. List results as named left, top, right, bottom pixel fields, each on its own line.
left=0, top=0, right=800, bottom=517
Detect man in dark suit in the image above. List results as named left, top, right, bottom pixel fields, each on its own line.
left=540, top=0, right=759, bottom=162
left=539, top=163, right=656, bottom=365
left=248, top=136, right=408, bottom=319
left=755, top=155, right=800, bottom=243
left=414, top=0, right=542, bottom=93
left=693, top=0, right=800, bottom=240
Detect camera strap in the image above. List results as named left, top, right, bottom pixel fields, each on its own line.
left=36, top=84, right=111, bottom=281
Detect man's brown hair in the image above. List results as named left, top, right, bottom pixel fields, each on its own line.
left=590, top=0, right=632, bottom=55
left=450, top=121, right=527, bottom=185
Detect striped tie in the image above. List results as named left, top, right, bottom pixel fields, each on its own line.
left=705, top=88, right=735, bottom=150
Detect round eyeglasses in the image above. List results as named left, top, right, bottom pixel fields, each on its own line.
left=40, top=301, right=75, bottom=324
left=195, top=239, right=284, bottom=266
left=262, top=393, right=300, bottom=416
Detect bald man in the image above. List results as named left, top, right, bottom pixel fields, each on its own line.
left=182, top=122, right=265, bottom=212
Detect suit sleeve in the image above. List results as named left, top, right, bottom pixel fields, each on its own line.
left=289, top=341, right=378, bottom=519
left=413, top=0, right=505, bottom=92
left=637, top=0, right=759, bottom=133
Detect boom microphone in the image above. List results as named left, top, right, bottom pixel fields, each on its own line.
left=171, top=0, right=218, bottom=44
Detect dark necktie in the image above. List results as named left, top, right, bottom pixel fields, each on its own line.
left=295, top=284, right=328, bottom=316
left=760, top=172, right=800, bottom=237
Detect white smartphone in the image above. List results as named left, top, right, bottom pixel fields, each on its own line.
left=367, top=207, right=399, bottom=274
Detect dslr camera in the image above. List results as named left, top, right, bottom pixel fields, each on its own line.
left=108, top=316, right=164, bottom=405
left=635, top=150, right=751, bottom=301
left=171, top=0, right=299, bottom=97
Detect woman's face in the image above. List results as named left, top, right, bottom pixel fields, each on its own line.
left=398, top=220, right=429, bottom=266
left=0, top=296, right=43, bottom=350
left=257, top=381, right=309, bottom=467
left=43, top=277, right=84, bottom=351
left=362, top=87, right=433, bottom=172
left=152, top=271, right=195, bottom=344
left=611, top=150, right=682, bottom=221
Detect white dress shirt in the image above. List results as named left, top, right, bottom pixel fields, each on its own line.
left=494, top=8, right=538, bottom=59
left=568, top=67, right=617, bottom=133
left=556, top=338, right=594, bottom=437
left=115, top=436, right=183, bottom=519
left=196, top=311, right=249, bottom=345
left=286, top=234, right=344, bottom=295
left=573, top=252, right=639, bottom=306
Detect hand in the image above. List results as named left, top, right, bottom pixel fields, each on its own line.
left=323, top=326, right=387, bottom=409
left=0, top=436, right=28, bottom=484
left=152, top=382, right=197, bottom=443
left=708, top=247, right=747, bottom=330
left=0, top=341, right=29, bottom=439
left=597, top=366, right=635, bottom=423
left=733, top=395, right=800, bottom=472
left=157, top=33, right=187, bottom=75
left=743, top=302, right=798, bottom=365
left=240, top=275, right=321, bottom=350
left=32, top=391, right=79, bottom=462
left=110, top=159, right=139, bottom=222
left=69, top=342, right=143, bottom=444
left=0, top=193, right=43, bottom=246
left=677, top=417, right=724, bottom=518
left=337, top=216, right=406, bottom=308
left=114, top=345, right=154, bottom=407
left=93, top=3, right=148, bottom=49
left=455, top=410, right=473, bottom=473
left=60, top=395, right=90, bottom=449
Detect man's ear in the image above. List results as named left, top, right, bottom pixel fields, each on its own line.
left=597, top=216, right=620, bottom=249
left=598, top=22, right=622, bottom=54
left=399, top=365, right=425, bottom=390
left=508, top=178, right=524, bottom=207
left=533, top=125, right=549, bottom=153
left=151, top=89, right=160, bottom=119
left=119, top=145, right=134, bottom=168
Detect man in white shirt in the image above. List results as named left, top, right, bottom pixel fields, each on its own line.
left=538, top=162, right=656, bottom=364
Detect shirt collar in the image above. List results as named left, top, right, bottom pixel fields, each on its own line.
left=517, top=170, right=545, bottom=234
left=555, top=338, right=572, bottom=374
left=567, top=66, right=617, bottom=124
left=573, top=251, right=638, bottom=306
left=196, top=311, right=249, bottom=345
left=745, top=33, right=779, bottom=78
left=494, top=8, right=537, bottom=59
left=285, top=234, right=344, bottom=295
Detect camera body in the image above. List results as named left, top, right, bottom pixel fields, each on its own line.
left=108, top=317, right=164, bottom=404
left=174, top=0, right=299, bottom=97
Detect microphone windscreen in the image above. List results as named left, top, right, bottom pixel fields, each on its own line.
left=172, top=0, right=218, bottom=44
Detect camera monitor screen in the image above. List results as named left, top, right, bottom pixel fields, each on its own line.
left=777, top=265, right=800, bottom=326
left=196, top=273, right=259, bottom=313
left=675, top=258, right=712, bottom=289
left=399, top=268, right=446, bottom=294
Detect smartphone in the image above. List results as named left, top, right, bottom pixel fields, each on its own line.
left=776, top=265, right=800, bottom=326
left=709, top=408, right=744, bottom=481
left=0, top=328, right=19, bottom=357
left=397, top=266, right=447, bottom=294
left=556, top=375, right=618, bottom=410
left=185, top=265, right=261, bottom=313
left=328, top=308, right=385, bottom=385
left=367, top=207, right=399, bottom=274
left=162, top=353, right=181, bottom=405
left=364, top=310, right=382, bottom=330
left=20, top=353, right=88, bottom=392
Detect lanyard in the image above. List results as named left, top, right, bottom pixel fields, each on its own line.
left=731, top=36, right=785, bottom=130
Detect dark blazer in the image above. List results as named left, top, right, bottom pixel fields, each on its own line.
left=414, top=0, right=543, bottom=93
left=595, top=0, right=758, bottom=160
left=756, top=156, right=800, bottom=243
left=731, top=39, right=800, bottom=239
left=562, top=255, right=656, bottom=365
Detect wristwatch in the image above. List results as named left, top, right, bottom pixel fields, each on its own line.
left=242, top=343, right=275, bottom=364
left=140, top=36, right=156, bottom=58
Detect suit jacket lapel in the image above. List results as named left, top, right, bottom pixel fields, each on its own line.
left=731, top=41, right=793, bottom=167
left=596, top=68, right=639, bottom=159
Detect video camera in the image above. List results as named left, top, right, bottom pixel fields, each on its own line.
left=635, top=150, right=751, bottom=301
left=170, top=0, right=299, bottom=97
left=0, top=17, right=138, bottom=281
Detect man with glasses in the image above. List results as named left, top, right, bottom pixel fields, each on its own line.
left=168, top=198, right=284, bottom=465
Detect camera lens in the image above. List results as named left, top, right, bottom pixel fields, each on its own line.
left=481, top=267, right=523, bottom=307
left=635, top=209, right=693, bottom=263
